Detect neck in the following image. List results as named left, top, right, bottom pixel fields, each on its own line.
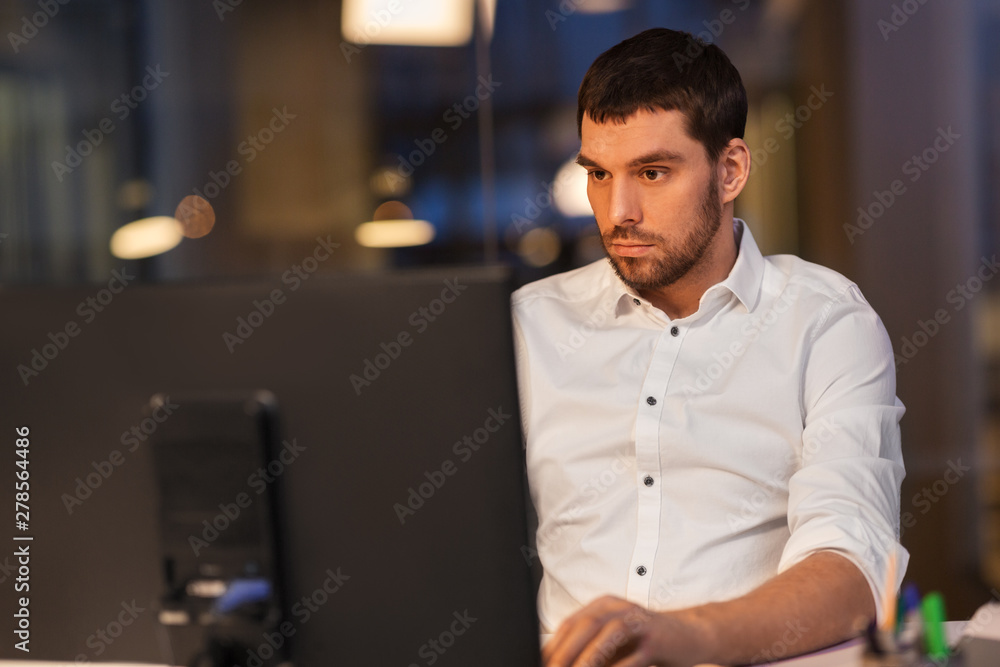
left=639, top=218, right=740, bottom=320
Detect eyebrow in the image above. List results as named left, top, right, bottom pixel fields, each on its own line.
left=575, top=150, right=685, bottom=169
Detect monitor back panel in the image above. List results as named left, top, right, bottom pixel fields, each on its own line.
left=0, top=265, right=538, bottom=666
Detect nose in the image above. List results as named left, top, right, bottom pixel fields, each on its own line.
left=606, top=178, right=641, bottom=227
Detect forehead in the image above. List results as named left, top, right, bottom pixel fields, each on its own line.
left=580, top=109, right=707, bottom=164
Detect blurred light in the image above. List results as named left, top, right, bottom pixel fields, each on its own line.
left=517, top=227, right=561, bottom=267
left=116, top=179, right=154, bottom=210
left=553, top=156, right=592, bottom=218
left=174, top=195, right=216, bottom=239
left=370, top=166, right=411, bottom=198
left=110, top=216, right=183, bottom=259
left=342, top=0, right=475, bottom=46
left=478, top=0, right=496, bottom=41
left=577, top=0, right=632, bottom=12
left=356, top=201, right=435, bottom=248
left=355, top=220, right=435, bottom=247
left=186, top=579, right=227, bottom=598
left=158, top=610, right=190, bottom=626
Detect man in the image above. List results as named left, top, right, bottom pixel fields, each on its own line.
left=511, top=28, right=907, bottom=667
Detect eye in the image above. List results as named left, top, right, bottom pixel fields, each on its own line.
left=641, top=169, right=666, bottom=181
left=588, top=170, right=608, bottom=182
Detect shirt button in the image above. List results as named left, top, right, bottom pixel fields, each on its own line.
left=646, top=396, right=656, bottom=406
left=644, top=476, right=654, bottom=487
left=636, top=565, right=647, bottom=576
left=633, top=298, right=641, bottom=306
left=670, top=326, right=679, bottom=336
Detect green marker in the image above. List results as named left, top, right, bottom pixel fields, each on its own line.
left=921, top=591, right=948, bottom=659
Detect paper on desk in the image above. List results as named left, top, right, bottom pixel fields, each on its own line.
left=961, top=602, right=1000, bottom=640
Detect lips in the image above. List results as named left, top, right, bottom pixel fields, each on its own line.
left=612, top=243, right=653, bottom=257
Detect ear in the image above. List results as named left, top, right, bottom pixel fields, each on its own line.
left=717, top=138, right=751, bottom=205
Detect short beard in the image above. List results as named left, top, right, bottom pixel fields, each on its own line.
left=601, top=170, right=723, bottom=292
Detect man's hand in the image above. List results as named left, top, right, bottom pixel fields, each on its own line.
left=541, top=552, right=875, bottom=667
left=542, top=596, right=711, bottom=667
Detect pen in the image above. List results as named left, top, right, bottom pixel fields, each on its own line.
left=921, top=590, right=948, bottom=659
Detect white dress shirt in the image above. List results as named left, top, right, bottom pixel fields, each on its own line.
left=511, top=220, right=908, bottom=636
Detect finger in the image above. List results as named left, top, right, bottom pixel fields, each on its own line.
left=567, top=619, right=635, bottom=667
left=544, top=600, right=615, bottom=663
left=545, top=617, right=604, bottom=667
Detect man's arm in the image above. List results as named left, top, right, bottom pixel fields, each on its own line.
left=543, top=550, right=873, bottom=667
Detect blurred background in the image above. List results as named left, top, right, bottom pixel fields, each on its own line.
left=0, top=0, right=998, bottom=624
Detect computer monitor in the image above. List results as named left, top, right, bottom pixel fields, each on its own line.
left=0, top=264, right=539, bottom=666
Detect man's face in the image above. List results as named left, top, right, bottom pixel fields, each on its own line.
left=578, top=109, right=723, bottom=292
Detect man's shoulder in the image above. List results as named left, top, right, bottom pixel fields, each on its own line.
left=765, top=253, right=862, bottom=304
left=511, top=259, right=617, bottom=309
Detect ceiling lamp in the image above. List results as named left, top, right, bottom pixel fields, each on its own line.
left=342, top=0, right=476, bottom=47
left=110, top=216, right=184, bottom=259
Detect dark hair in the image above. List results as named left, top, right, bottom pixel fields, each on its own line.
left=577, top=28, right=747, bottom=163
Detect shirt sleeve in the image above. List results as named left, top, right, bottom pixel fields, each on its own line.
left=777, top=284, right=908, bottom=624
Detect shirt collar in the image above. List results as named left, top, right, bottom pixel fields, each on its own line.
left=610, top=218, right=765, bottom=318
